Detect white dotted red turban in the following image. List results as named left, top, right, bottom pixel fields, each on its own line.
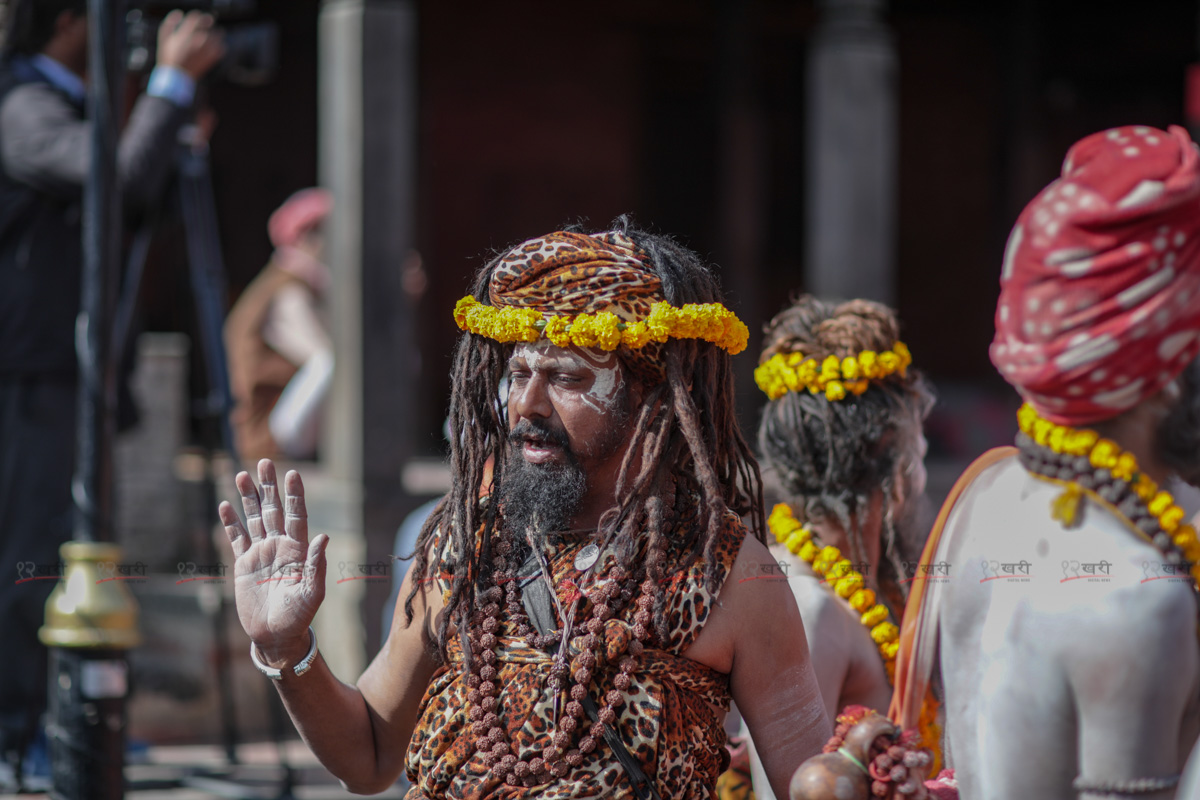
left=990, top=125, right=1200, bottom=424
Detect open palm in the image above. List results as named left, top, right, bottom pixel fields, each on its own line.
left=218, top=459, right=328, bottom=658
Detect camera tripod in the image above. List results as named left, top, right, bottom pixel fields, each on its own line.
left=114, top=126, right=298, bottom=800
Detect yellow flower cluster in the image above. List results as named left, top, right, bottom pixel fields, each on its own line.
left=452, top=296, right=749, bottom=354
left=768, top=503, right=900, bottom=670
left=755, top=342, right=913, bottom=402
left=1018, top=403, right=1200, bottom=586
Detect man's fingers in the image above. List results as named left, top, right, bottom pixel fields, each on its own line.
left=235, top=470, right=266, bottom=541
left=159, top=9, right=183, bottom=36
left=258, top=459, right=284, bottom=537
left=218, top=501, right=251, bottom=558
left=189, top=11, right=215, bottom=30
left=284, top=470, right=308, bottom=544
left=304, top=534, right=328, bottom=603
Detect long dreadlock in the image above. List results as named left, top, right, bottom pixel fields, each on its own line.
left=757, top=295, right=934, bottom=615
left=405, top=217, right=764, bottom=660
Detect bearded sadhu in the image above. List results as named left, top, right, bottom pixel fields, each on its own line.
left=218, top=219, right=834, bottom=798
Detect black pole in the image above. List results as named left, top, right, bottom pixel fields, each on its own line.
left=75, top=0, right=124, bottom=544
left=43, top=2, right=135, bottom=799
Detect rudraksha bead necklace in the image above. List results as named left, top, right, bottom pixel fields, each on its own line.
left=465, top=529, right=661, bottom=787
left=1015, top=402, right=1197, bottom=589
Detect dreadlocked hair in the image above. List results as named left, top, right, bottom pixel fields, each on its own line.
left=405, top=216, right=764, bottom=659
left=758, top=295, right=934, bottom=615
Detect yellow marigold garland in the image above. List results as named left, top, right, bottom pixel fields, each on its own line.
left=1017, top=402, right=1200, bottom=589
left=767, top=503, right=900, bottom=674
left=452, top=296, right=750, bottom=355
left=770, top=502, right=946, bottom=777
left=755, top=342, right=913, bottom=402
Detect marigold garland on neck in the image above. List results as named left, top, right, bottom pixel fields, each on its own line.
left=755, top=342, right=912, bottom=402
left=768, top=504, right=946, bottom=775
left=767, top=504, right=900, bottom=674
left=453, top=295, right=750, bottom=355
left=1015, top=402, right=1200, bottom=590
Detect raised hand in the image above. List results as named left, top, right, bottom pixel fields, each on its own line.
left=219, top=459, right=328, bottom=666
left=157, top=10, right=226, bottom=81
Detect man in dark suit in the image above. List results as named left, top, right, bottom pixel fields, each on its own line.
left=0, top=0, right=223, bottom=784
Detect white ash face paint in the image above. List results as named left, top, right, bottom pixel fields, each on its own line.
left=511, top=342, right=626, bottom=414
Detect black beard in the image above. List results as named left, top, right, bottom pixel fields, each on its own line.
left=1157, top=357, right=1200, bottom=487
left=498, top=420, right=587, bottom=555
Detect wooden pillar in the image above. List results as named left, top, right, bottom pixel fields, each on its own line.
left=804, top=0, right=897, bottom=305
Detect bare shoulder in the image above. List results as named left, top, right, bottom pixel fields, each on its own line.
left=719, top=534, right=796, bottom=611
left=955, top=469, right=1198, bottom=663
left=685, top=534, right=804, bottom=674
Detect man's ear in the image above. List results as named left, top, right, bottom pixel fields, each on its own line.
left=1143, top=378, right=1183, bottom=424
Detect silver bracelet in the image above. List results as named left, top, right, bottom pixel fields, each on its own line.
left=250, top=626, right=318, bottom=680
left=1073, top=775, right=1180, bottom=795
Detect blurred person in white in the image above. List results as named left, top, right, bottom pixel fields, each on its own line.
left=225, top=187, right=334, bottom=462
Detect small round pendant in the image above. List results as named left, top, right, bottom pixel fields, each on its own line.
left=574, top=543, right=600, bottom=571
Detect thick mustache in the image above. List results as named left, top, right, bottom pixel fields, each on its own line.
left=509, top=420, right=570, bottom=450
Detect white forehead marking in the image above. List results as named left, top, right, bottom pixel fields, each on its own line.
left=512, top=342, right=625, bottom=414
left=580, top=350, right=623, bottom=413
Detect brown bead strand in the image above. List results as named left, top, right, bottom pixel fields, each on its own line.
left=465, top=531, right=659, bottom=787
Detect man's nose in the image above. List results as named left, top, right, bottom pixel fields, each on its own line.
left=512, top=374, right=553, bottom=420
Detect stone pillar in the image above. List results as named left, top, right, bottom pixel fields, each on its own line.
left=316, top=0, right=418, bottom=677
left=804, top=0, right=897, bottom=305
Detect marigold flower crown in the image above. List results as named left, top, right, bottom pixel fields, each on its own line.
left=754, top=342, right=913, bottom=402
left=453, top=296, right=749, bottom=355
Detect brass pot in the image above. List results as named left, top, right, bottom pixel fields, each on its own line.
left=789, top=713, right=898, bottom=800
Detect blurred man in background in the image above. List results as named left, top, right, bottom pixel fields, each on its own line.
left=0, top=0, right=222, bottom=785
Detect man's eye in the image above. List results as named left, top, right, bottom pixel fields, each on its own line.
left=509, top=370, right=530, bottom=382
left=554, top=374, right=583, bottom=385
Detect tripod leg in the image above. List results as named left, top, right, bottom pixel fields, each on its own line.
left=202, top=445, right=239, bottom=766
left=175, top=142, right=297, bottom=796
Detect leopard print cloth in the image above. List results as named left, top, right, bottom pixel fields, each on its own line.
left=403, top=511, right=747, bottom=799
left=487, top=229, right=666, bottom=381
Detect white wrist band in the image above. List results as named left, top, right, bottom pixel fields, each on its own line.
left=251, top=626, right=318, bottom=680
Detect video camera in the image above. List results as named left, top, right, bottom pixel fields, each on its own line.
left=126, top=0, right=278, bottom=87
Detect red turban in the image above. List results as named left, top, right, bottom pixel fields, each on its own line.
left=990, top=125, right=1200, bottom=424
left=268, top=188, right=332, bottom=249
